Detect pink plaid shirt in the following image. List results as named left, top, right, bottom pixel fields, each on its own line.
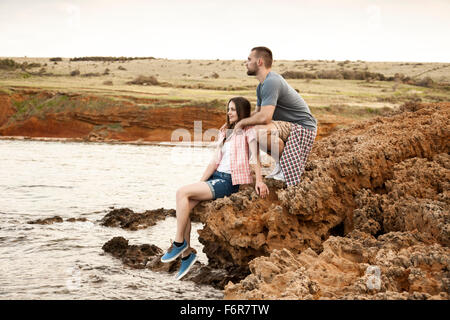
left=214, top=125, right=257, bottom=185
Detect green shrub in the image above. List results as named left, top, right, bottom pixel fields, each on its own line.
left=126, top=75, right=159, bottom=85
left=0, top=58, right=21, bottom=70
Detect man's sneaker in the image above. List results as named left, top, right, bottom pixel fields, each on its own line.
left=271, top=168, right=286, bottom=182
left=175, top=249, right=198, bottom=280
left=266, top=162, right=281, bottom=178
left=161, top=239, right=188, bottom=263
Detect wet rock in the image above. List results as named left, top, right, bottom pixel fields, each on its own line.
left=99, top=207, right=176, bottom=230
left=184, top=265, right=249, bottom=290
left=27, top=216, right=63, bottom=225
left=101, top=236, right=241, bottom=289
left=27, top=216, right=90, bottom=225
left=102, top=236, right=162, bottom=269
left=66, top=217, right=88, bottom=222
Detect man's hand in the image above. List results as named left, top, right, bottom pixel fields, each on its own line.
left=233, top=120, right=244, bottom=134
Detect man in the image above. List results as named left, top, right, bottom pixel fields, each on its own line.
left=234, top=46, right=317, bottom=186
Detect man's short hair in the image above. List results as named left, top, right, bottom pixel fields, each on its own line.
left=251, top=46, right=273, bottom=68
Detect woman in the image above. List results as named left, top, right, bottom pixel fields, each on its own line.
left=161, top=96, right=269, bottom=280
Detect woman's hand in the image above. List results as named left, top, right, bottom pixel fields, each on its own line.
left=255, top=181, right=269, bottom=198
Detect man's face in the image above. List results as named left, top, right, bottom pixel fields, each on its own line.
left=246, top=51, right=259, bottom=76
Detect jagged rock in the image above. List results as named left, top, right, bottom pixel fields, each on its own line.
left=354, top=154, right=450, bottom=246
left=194, top=102, right=450, bottom=299
left=99, top=207, right=177, bottom=230
left=101, top=236, right=163, bottom=269
left=100, top=102, right=449, bottom=299
left=224, top=231, right=449, bottom=299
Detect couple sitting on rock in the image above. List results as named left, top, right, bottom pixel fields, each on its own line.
left=161, top=47, right=318, bottom=280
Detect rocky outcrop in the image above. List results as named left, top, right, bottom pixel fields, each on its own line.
left=190, top=102, right=450, bottom=299
left=102, top=236, right=164, bottom=269
left=98, top=102, right=449, bottom=299
left=99, top=207, right=177, bottom=230
left=353, top=154, right=449, bottom=246
left=224, top=230, right=449, bottom=300
left=101, top=236, right=243, bottom=289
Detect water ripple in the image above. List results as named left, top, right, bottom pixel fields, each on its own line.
left=0, top=139, right=222, bottom=299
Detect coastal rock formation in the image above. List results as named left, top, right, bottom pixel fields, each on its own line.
left=224, top=230, right=449, bottom=300
left=353, top=154, right=449, bottom=246
left=101, top=236, right=242, bottom=289
left=190, top=102, right=449, bottom=299
left=102, top=236, right=164, bottom=269
left=99, top=207, right=177, bottom=230
left=96, top=102, right=448, bottom=298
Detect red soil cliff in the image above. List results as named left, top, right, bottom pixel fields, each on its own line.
left=0, top=88, right=339, bottom=142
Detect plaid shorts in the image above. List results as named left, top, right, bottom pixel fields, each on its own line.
left=280, top=124, right=317, bottom=187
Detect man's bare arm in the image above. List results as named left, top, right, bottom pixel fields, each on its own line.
left=238, top=105, right=275, bottom=128
left=250, top=105, right=261, bottom=116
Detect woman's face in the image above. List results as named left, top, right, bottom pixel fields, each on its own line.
left=227, top=101, right=238, bottom=124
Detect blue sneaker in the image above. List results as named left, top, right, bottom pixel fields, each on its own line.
left=161, top=240, right=188, bottom=263
left=175, top=250, right=198, bottom=280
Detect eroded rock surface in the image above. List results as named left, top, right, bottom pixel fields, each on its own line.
left=190, top=102, right=450, bottom=299
left=224, top=230, right=449, bottom=300
left=100, top=102, right=449, bottom=299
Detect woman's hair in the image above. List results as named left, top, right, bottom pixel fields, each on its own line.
left=221, top=97, right=251, bottom=143
left=225, top=96, right=251, bottom=130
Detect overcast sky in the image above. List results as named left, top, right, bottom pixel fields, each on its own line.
left=1, top=0, right=449, bottom=62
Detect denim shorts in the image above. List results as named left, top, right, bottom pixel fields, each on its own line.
left=206, top=171, right=240, bottom=200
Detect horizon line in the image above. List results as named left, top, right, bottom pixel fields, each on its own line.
left=1, top=55, right=449, bottom=64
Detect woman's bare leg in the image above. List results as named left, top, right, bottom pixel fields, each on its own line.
left=174, top=182, right=212, bottom=244
left=183, top=199, right=200, bottom=246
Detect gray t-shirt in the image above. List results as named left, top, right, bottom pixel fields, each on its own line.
left=257, top=71, right=317, bottom=130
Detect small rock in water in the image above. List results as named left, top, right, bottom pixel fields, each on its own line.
left=27, top=216, right=63, bottom=225
left=99, top=207, right=176, bottom=230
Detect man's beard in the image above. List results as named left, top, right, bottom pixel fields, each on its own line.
left=246, top=63, right=258, bottom=76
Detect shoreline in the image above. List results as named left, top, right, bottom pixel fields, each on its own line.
left=0, top=135, right=216, bottom=148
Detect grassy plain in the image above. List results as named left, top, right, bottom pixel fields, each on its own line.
left=1, top=57, right=449, bottom=122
